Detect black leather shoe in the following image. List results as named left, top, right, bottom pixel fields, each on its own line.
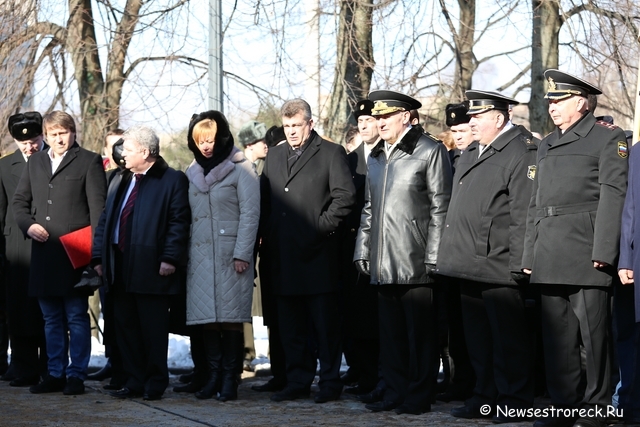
left=103, top=383, right=123, bottom=391
left=573, top=418, right=606, bottom=427
left=0, top=366, right=18, bottom=381
left=9, top=375, right=40, bottom=387
left=314, top=388, right=341, bottom=403
left=343, top=385, right=374, bottom=396
left=533, top=415, right=577, bottom=427
left=365, top=400, right=400, bottom=412
left=356, top=388, right=384, bottom=404
left=179, top=371, right=194, bottom=384
left=63, top=377, right=85, bottom=395
left=270, top=387, right=310, bottom=402
left=251, top=379, right=286, bottom=392
left=394, top=403, right=430, bottom=415
left=173, top=378, right=206, bottom=393
left=87, top=363, right=112, bottom=381
left=109, top=387, right=142, bottom=399
left=143, top=392, right=162, bottom=401
left=493, top=413, right=530, bottom=424
left=450, top=405, right=491, bottom=419
left=340, top=371, right=359, bottom=387
left=436, top=391, right=473, bottom=402
left=29, top=375, right=66, bottom=394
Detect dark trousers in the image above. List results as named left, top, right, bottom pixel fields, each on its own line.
left=112, top=249, right=171, bottom=395
left=8, top=334, right=46, bottom=379
left=277, top=292, right=342, bottom=392
left=440, top=280, right=475, bottom=396
left=378, top=284, right=438, bottom=409
left=267, top=323, right=287, bottom=385
left=613, top=282, right=640, bottom=421
left=460, top=282, right=533, bottom=409
left=541, top=284, right=611, bottom=410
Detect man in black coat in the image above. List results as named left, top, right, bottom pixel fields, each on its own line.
left=92, top=126, right=190, bottom=401
left=13, top=111, right=107, bottom=396
left=434, top=102, right=476, bottom=404
left=0, top=112, right=47, bottom=386
left=260, top=98, right=355, bottom=403
left=353, top=90, right=452, bottom=415
left=340, top=99, right=381, bottom=397
left=437, top=91, right=538, bottom=422
left=523, top=70, right=628, bottom=427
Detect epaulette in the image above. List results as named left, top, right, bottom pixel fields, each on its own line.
left=524, top=136, right=538, bottom=151
left=424, top=132, right=440, bottom=143
left=595, top=120, right=619, bottom=131
left=0, top=152, right=10, bottom=159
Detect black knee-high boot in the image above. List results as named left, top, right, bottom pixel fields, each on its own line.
left=218, top=330, right=243, bottom=402
left=174, top=326, right=209, bottom=393
left=195, top=329, right=222, bottom=399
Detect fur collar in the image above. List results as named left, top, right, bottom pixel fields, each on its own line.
left=186, top=146, right=245, bottom=192
left=370, top=126, right=423, bottom=158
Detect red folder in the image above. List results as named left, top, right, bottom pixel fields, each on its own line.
left=59, top=225, right=92, bottom=269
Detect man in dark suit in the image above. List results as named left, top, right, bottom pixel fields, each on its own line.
left=92, top=125, right=190, bottom=401
left=617, top=133, right=640, bottom=426
left=353, top=90, right=452, bottom=415
left=522, top=70, right=628, bottom=427
left=0, top=112, right=47, bottom=387
left=341, top=99, right=381, bottom=397
left=12, top=111, right=106, bottom=396
left=260, top=98, right=355, bottom=403
left=437, top=91, right=537, bottom=422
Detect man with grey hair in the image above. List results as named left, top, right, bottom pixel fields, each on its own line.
left=92, top=125, right=190, bottom=401
left=260, top=98, right=355, bottom=403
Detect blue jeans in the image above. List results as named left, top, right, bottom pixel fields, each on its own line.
left=39, top=295, right=91, bottom=379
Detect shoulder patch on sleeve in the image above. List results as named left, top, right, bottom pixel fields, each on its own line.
left=596, top=120, right=619, bottom=131
left=527, top=165, right=536, bottom=180
left=618, top=141, right=628, bottom=158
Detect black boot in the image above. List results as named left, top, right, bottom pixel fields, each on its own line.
left=174, top=326, right=209, bottom=393
left=195, top=329, right=222, bottom=399
left=218, top=330, right=243, bottom=402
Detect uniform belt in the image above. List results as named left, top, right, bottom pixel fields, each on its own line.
left=536, top=201, right=599, bottom=218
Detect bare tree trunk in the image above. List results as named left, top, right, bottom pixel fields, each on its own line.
left=322, top=0, right=374, bottom=143
left=67, top=0, right=106, bottom=151
left=530, top=0, right=559, bottom=136
left=455, top=0, right=475, bottom=99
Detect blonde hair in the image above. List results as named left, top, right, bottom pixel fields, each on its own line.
left=192, top=119, right=218, bottom=143
left=438, top=130, right=456, bottom=151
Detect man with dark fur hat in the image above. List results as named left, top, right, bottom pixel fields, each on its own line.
left=354, top=89, right=452, bottom=415
left=523, top=70, right=628, bottom=427
left=340, top=99, right=382, bottom=398
left=0, top=112, right=47, bottom=386
left=437, top=90, right=538, bottom=422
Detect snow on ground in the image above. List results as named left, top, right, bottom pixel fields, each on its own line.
left=89, top=316, right=271, bottom=371
left=89, top=315, right=352, bottom=373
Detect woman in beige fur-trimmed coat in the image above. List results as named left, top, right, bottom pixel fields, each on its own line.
left=184, top=110, right=260, bottom=402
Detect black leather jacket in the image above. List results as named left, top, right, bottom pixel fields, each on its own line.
left=354, top=127, right=452, bottom=285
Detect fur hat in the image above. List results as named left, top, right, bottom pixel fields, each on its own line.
left=8, top=111, right=43, bottom=141
left=238, top=121, right=267, bottom=147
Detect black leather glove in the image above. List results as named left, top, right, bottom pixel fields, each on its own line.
left=355, top=259, right=370, bottom=276
left=425, top=263, right=437, bottom=277
left=511, top=271, right=530, bottom=285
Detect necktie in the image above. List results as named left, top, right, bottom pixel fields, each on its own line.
left=118, top=174, right=142, bottom=252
